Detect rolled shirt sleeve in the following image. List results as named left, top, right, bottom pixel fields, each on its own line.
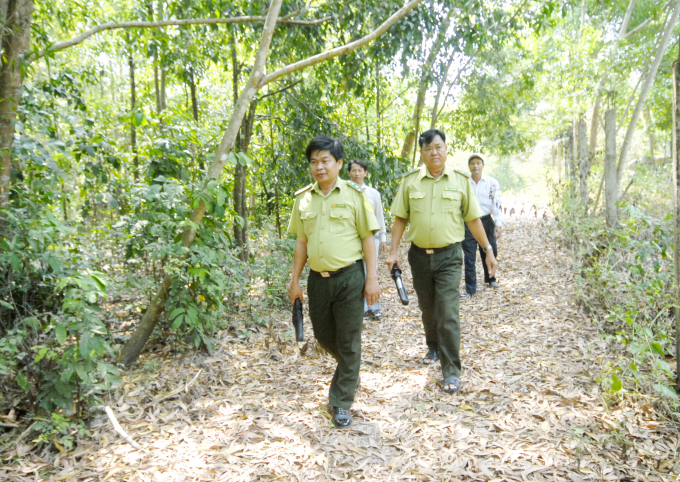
left=356, top=191, right=380, bottom=240
left=390, top=181, right=410, bottom=220
left=287, top=197, right=305, bottom=238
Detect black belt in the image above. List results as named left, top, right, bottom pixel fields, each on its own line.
left=410, top=243, right=456, bottom=255
left=311, top=260, right=362, bottom=278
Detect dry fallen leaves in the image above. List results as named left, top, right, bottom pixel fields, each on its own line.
left=1, top=215, right=678, bottom=481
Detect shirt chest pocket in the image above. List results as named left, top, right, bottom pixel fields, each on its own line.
left=329, top=208, right=352, bottom=233
left=409, top=191, right=426, bottom=213
left=300, top=210, right=318, bottom=236
left=442, top=190, right=462, bottom=213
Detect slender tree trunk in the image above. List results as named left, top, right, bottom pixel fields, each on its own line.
left=129, top=51, right=138, bottom=179
left=430, top=54, right=455, bottom=127
left=0, top=0, right=34, bottom=211
left=567, top=129, right=576, bottom=187
left=376, top=60, right=381, bottom=147
left=233, top=100, right=257, bottom=262
left=160, top=67, right=166, bottom=111
left=618, top=0, right=680, bottom=183
left=274, top=181, right=281, bottom=239
left=643, top=106, right=657, bottom=164
left=605, top=107, right=618, bottom=228
left=400, top=10, right=453, bottom=161
left=364, top=103, right=370, bottom=142
left=188, top=68, right=199, bottom=121
left=672, top=43, right=680, bottom=390
left=578, top=118, right=589, bottom=210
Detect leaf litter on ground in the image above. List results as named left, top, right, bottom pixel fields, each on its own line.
left=1, top=215, right=679, bottom=481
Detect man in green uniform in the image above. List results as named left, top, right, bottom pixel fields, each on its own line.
left=386, top=129, right=497, bottom=394
left=288, top=136, right=380, bottom=427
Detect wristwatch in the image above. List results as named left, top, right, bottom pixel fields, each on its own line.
left=483, top=245, right=493, bottom=251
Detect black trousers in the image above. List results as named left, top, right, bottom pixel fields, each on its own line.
left=307, top=262, right=365, bottom=409
left=408, top=243, right=463, bottom=379
left=462, top=215, right=497, bottom=294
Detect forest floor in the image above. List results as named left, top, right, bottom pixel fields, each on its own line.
left=3, top=214, right=679, bottom=481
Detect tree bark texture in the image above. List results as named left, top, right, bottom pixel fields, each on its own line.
left=188, top=68, right=198, bottom=121
left=605, top=107, right=618, bottom=228
left=119, top=0, right=422, bottom=365
left=567, top=130, right=576, bottom=186
left=129, top=52, right=138, bottom=179
left=672, top=47, right=680, bottom=389
left=578, top=118, right=589, bottom=210
left=0, top=0, right=34, bottom=209
left=234, top=100, right=257, bottom=262
left=400, top=9, right=453, bottom=161
left=643, top=106, right=657, bottom=163
left=618, top=0, right=680, bottom=183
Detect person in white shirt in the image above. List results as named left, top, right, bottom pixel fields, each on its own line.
left=462, top=153, right=502, bottom=299
left=348, top=160, right=387, bottom=319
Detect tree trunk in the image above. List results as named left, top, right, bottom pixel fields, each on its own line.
left=188, top=68, right=199, bottom=121
left=0, top=0, right=34, bottom=210
left=673, top=42, right=680, bottom=390
left=605, top=107, right=618, bottom=228
left=430, top=54, right=455, bottom=127
left=644, top=106, right=657, bottom=164
left=567, top=129, right=576, bottom=187
left=399, top=9, right=453, bottom=161
left=578, top=118, right=589, bottom=210
left=129, top=51, right=138, bottom=179
left=233, top=100, right=257, bottom=262
left=274, top=181, right=281, bottom=239
left=160, top=66, right=166, bottom=111
left=618, top=0, right=680, bottom=184
left=376, top=60, right=381, bottom=147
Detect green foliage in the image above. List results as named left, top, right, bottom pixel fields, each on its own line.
left=551, top=175, right=678, bottom=411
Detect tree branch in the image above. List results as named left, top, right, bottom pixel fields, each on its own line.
left=255, top=79, right=302, bottom=101
left=33, top=14, right=332, bottom=60
left=258, top=0, right=422, bottom=88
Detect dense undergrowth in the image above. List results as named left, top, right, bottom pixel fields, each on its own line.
left=550, top=162, right=679, bottom=417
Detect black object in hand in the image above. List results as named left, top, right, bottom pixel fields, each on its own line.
left=292, top=297, right=304, bottom=341
left=391, top=265, right=409, bottom=305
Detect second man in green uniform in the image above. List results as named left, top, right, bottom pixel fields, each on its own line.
left=386, top=129, right=497, bottom=394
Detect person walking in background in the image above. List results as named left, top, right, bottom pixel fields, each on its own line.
left=348, top=160, right=387, bottom=320
left=288, top=137, right=380, bottom=428
left=461, top=153, right=503, bottom=300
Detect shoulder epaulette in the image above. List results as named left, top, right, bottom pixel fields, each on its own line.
left=454, top=169, right=470, bottom=178
left=402, top=168, right=420, bottom=177
left=295, top=184, right=313, bottom=196
left=346, top=180, right=367, bottom=193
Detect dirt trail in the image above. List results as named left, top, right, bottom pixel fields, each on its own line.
left=3, top=216, right=678, bottom=481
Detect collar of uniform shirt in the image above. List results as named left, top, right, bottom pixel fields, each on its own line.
left=312, top=178, right=345, bottom=196
left=418, top=165, right=453, bottom=181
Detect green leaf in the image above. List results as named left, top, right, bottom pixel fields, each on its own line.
left=629, top=361, right=637, bottom=372
left=34, top=346, right=48, bottom=363
left=228, top=152, right=239, bottom=165
left=169, top=307, right=185, bottom=319
left=171, top=315, right=185, bottom=329
left=55, top=325, right=67, bottom=345
left=0, top=300, right=14, bottom=310
left=80, top=331, right=91, bottom=359
left=650, top=342, right=664, bottom=357
left=134, top=111, right=144, bottom=126
left=17, top=372, right=29, bottom=393
left=610, top=374, right=622, bottom=393
left=653, top=384, right=679, bottom=400
left=75, top=364, right=88, bottom=382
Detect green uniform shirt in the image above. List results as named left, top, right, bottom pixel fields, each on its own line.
left=391, top=165, right=483, bottom=248
left=288, top=178, right=379, bottom=272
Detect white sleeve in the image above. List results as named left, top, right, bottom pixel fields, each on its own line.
left=491, top=178, right=503, bottom=227
left=372, top=188, right=387, bottom=242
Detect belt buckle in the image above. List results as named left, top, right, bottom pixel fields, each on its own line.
left=425, top=249, right=434, bottom=254
left=320, top=272, right=331, bottom=278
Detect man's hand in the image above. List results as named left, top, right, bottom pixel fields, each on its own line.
left=485, top=250, right=498, bottom=279
left=289, top=281, right=303, bottom=304
left=386, top=251, right=400, bottom=271
left=379, top=242, right=387, bottom=254
left=495, top=227, right=502, bottom=239
left=365, top=277, right=380, bottom=306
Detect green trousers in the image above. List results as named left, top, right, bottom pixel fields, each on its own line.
left=307, top=261, right=364, bottom=409
left=407, top=243, right=463, bottom=379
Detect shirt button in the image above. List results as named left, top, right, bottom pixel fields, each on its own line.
left=320, top=240, right=324, bottom=244
left=322, top=227, right=325, bottom=230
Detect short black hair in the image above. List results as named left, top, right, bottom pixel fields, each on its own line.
left=347, top=160, right=368, bottom=172
left=305, top=136, right=344, bottom=162
left=418, top=128, right=446, bottom=148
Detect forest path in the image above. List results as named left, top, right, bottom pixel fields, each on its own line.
left=5, top=216, right=678, bottom=481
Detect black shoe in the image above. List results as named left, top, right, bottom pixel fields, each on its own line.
left=331, top=406, right=352, bottom=427
left=371, top=310, right=382, bottom=320
left=422, top=349, right=438, bottom=364
left=364, top=311, right=372, bottom=318
left=487, top=281, right=500, bottom=288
